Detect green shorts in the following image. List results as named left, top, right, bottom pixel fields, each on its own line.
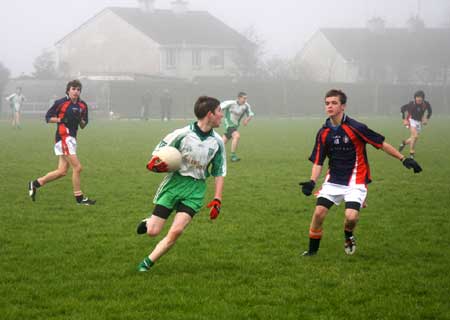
left=153, top=172, right=206, bottom=214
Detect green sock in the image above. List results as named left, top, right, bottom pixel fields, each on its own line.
left=144, top=257, right=154, bottom=268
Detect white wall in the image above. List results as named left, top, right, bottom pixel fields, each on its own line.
left=295, top=31, right=358, bottom=83
left=56, top=10, right=160, bottom=76
left=159, top=46, right=238, bottom=80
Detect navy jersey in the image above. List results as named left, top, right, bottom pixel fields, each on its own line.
left=309, top=115, right=385, bottom=186
left=401, top=101, right=432, bottom=121
left=45, top=96, right=89, bottom=142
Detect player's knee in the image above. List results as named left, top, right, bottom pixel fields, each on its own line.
left=233, top=131, right=240, bottom=139
left=168, top=227, right=184, bottom=242
left=313, top=207, right=328, bottom=220
left=58, top=169, right=68, bottom=177
left=73, top=164, right=83, bottom=174
left=147, top=226, right=161, bottom=237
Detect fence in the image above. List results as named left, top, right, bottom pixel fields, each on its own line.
left=2, top=78, right=449, bottom=119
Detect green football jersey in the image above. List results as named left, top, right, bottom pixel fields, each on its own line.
left=221, top=100, right=255, bottom=129
left=152, top=123, right=226, bottom=180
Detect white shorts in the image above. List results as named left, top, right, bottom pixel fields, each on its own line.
left=316, top=182, right=367, bottom=206
left=54, top=136, right=77, bottom=156
left=409, top=119, right=422, bottom=132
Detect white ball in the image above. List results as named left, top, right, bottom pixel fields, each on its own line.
left=154, top=146, right=182, bottom=172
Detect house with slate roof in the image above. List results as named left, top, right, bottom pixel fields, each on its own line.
left=55, top=0, right=251, bottom=80
left=295, top=18, right=450, bottom=85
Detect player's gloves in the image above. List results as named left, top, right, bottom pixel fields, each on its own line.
left=207, top=198, right=221, bottom=220
left=146, top=156, right=168, bottom=172
left=299, top=180, right=316, bottom=196
left=402, top=158, right=422, bottom=173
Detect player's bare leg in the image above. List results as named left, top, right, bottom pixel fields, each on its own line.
left=15, top=111, right=21, bottom=128
left=38, top=156, right=69, bottom=185
left=65, top=154, right=95, bottom=205
left=408, top=127, right=419, bottom=158
left=136, top=214, right=166, bottom=236
left=303, top=205, right=329, bottom=256
left=29, top=157, right=69, bottom=201
left=138, top=212, right=192, bottom=271
left=344, top=208, right=359, bottom=255
left=222, top=135, right=229, bottom=144
left=230, top=130, right=241, bottom=161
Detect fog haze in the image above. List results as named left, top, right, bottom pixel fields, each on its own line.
left=0, top=0, right=449, bottom=76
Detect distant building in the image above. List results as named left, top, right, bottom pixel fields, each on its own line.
left=295, top=19, right=450, bottom=84
left=55, top=0, right=252, bottom=80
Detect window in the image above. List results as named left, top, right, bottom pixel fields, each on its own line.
left=166, top=49, right=177, bottom=69
left=192, top=49, right=202, bottom=69
left=209, top=49, right=224, bottom=69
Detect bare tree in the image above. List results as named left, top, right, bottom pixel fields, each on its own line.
left=0, top=62, right=11, bottom=116
left=33, top=50, right=58, bottom=79
left=232, top=26, right=266, bottom=78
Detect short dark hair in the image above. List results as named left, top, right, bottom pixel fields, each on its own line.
left=325, top=89, right=347, bottom=104
left=66, top=79, right=82, bottom=94
left=194, top=96, right=220, bottom=119
left=414, top=90, right=425, bottom=99
left=237, top=91, right=247, bottom=97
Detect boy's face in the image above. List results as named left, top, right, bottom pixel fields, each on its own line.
left=415, top=96, right=424, bottom=105
left=68, top=86, right=81, bottom=100
left=208, top=106, right=223, bottom=128
left=325, top=96, right=345, bottom=117
left=237, top=95, right=247, bottom=105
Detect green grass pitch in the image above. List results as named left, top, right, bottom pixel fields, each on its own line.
left=0, top=117, right=449, bottom=319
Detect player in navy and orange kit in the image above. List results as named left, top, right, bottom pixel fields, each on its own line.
left=398, top=90, right=432, bottom=159
left=28, top=80, right=96, bottom=205
left=299, top=89, right=422, bottom=256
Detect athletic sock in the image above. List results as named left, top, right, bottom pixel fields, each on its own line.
left=345, top=229, right=353, bottom=240
left=309, top=228, right=323, bottom=253
left=75, top=194, right=84, bottom=203
left=33, top=180, right=41, bottom=188
left=144, top=257, right=154, bottom=268
left=409, top=153, right=415, bottom=159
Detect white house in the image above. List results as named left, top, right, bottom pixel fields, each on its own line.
left=55, top=0, right=252, bottom=80
left=295, top=19, right=450, bottom=84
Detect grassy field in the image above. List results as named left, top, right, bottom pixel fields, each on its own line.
left=0, top=117, right=449, bottom=320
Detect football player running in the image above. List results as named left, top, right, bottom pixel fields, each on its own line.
left=221, top=92, right=255, bottom=162
left=136, top=96, right=226, bottom=272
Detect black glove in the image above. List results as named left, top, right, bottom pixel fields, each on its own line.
left=402, top=158, right=422, bottom=173
left=299, top=180, right=316, bottom=196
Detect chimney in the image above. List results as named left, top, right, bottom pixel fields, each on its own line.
left=138, top=0, right=155, bottom=13
left=171, top=0, right=189, bottom=14
left=366, top=17, right=386, bottom=34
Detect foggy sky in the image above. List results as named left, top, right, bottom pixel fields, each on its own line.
left=0, top=0, right=449, bottom=76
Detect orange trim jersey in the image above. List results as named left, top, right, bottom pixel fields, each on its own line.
left=401, top=100, right=432, bottom=121
left=45, top=96, right=88, bottom=143
left=309, top=115, right=385, bottom=186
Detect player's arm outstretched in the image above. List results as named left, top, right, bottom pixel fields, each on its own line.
left=381, top=141, right=422, bottom=173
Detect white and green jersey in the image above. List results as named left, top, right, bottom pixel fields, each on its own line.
left=6, top=93, right=25, bottom=111
left=220, top=100, right=254, bottom=129
left=152, top=123, right=226, bottom=180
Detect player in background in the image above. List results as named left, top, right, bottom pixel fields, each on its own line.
left=299, top=89, right=422, bottom=256
left=221, top=92, right=255, bottom=162
left=136, top=96, right=226, bottom=272
left=6, top=87, right=25, bottom=128
left=398, top=90, right=432, bottom=159
left=28, top=80, right=96, bottom=205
